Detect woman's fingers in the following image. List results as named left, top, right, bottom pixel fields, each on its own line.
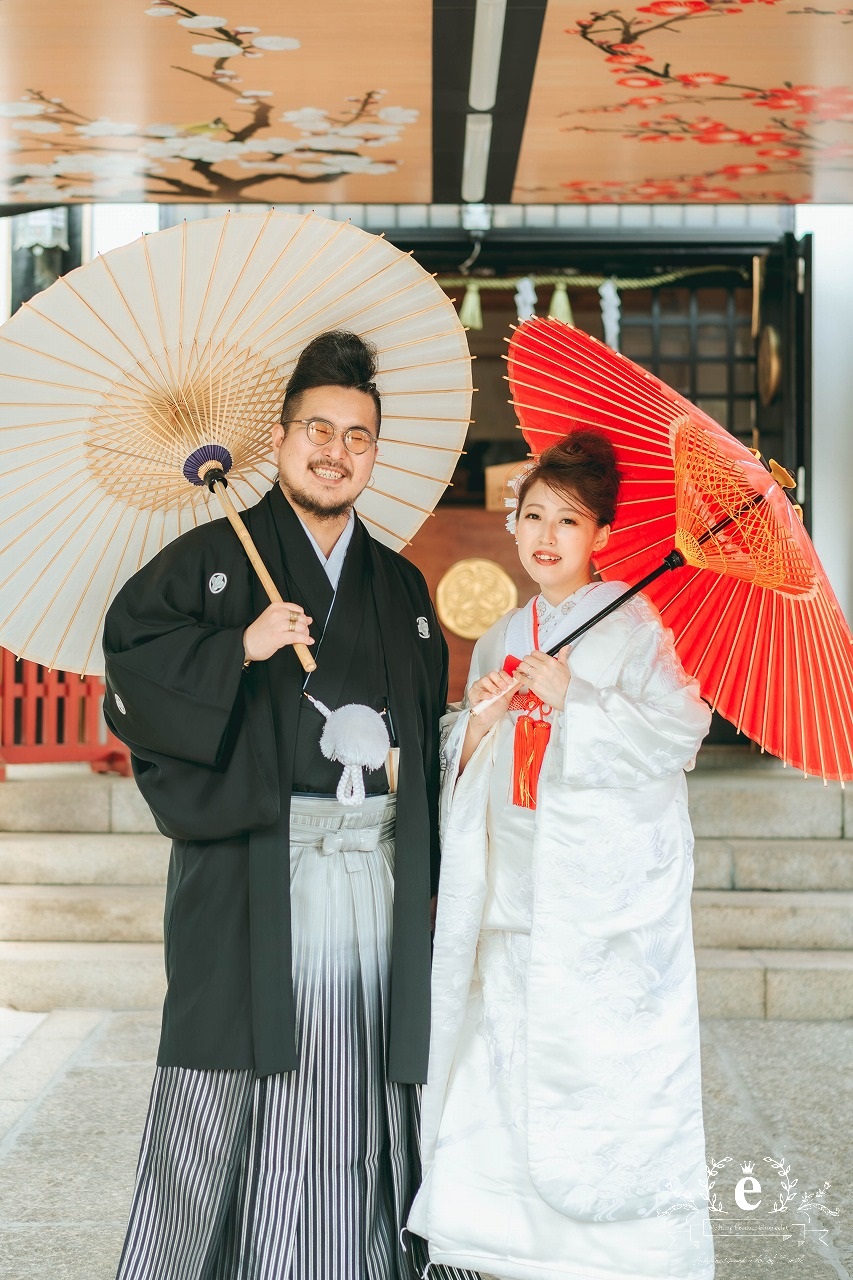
left=517, top=650, right=570, bottom=709
left=472, top=669, right=515, bottom=702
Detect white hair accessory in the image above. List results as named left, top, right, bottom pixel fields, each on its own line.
left=504, top=461, right=537, bottom=535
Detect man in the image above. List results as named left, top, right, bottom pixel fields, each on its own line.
left=105, top=330, right=449, bottom=1280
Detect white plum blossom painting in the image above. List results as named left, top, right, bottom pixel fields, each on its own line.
left=0, top=1, right=431, bottom=203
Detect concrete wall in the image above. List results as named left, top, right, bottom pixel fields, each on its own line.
left=795, top=206, right=853, bottom=624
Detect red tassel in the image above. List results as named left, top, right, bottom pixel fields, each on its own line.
left=512, top=710, right=552, bottom=809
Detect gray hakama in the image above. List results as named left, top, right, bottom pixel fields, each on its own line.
left=116, top=795, right=449, bottom=1280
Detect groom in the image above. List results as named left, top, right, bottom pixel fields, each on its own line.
left=104, top=330, right=448, bottom=1279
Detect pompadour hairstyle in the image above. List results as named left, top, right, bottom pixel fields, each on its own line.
left=280, top=330, right=381, bottom=432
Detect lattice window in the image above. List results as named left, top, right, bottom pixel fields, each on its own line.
left=620, top=284, right=756, bottom=445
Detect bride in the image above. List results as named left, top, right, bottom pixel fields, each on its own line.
left=409, top=430, right=715, bottom=1280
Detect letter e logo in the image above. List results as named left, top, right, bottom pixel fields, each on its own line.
left=735, top=1176, right=762, bottom=1211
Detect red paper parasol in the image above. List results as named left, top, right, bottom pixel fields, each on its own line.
left=507, top=318, right=853, bottom=783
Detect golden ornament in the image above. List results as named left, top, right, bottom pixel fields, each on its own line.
left=436, top=558, right=518, bottom=640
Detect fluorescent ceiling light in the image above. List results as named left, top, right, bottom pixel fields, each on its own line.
left=462, top=113, right=493, bottom=204
left=468, top=0, right=507, bottom=112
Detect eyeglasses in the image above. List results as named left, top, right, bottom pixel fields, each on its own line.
left=283, top=417, right=378, bottom=456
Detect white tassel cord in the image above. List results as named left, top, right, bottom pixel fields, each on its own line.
left=304, top=694, right=390, bottom=807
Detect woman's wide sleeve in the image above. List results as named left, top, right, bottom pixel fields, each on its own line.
left=103, top=540, right=246, bottom=768
left=560, top=600, right=711, bottom=788
left=437, top=627, right=500, bottom=830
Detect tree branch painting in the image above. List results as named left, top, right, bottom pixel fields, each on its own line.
left=0, top=3, right=422, bottom=202
left=515, top=0, right=853, bottom=202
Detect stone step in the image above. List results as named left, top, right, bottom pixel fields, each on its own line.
left=695, top=948, right=853, bottom=1020
left=0, top=941, right=850, bottom=1020
left=3, top=886, right=850, bottom=949
left=693, top=745, right=784, bottom=771
left=0, top=778, right=157, bottom=834
left=694, top=839, right=853, bottom=890
left=686, top=771, right=848, bottom=839
left=0, top=941, right=165, bottom=1010
left=2, top=833, right=851, bottom=893
left=0, top=769, right=848, bottom=839
left=0, top=833, right=170, bottom=885
left=692, top=890, right=853, bottom=950
left=0, top=885, right=163, bottom=943
left=2, top=833, right=852, bottom=892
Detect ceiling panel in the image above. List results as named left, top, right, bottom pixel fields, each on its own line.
left=514, top=0, right=853, bottom=202
left=0, top=0, right=848, bottom=207
left=0, top=1, right=432, bottom=204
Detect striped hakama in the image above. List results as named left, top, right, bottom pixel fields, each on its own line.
left=116, top=794, right=463, bottom=1280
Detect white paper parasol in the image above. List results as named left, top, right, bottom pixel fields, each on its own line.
left=0, top=210, right=472, bottom=676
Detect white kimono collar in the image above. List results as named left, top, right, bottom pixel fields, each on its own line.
left=504, top=580, right=629, bottom=662
left=296, top=509, right=354, bottom=589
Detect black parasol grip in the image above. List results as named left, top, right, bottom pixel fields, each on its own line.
left=545, top=549, right=686, bottom=657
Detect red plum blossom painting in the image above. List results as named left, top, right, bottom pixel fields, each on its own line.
left=514, top=0, right=853, bottom=201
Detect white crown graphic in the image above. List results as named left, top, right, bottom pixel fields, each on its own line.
left=741, top=1161, right=755, bottom=1174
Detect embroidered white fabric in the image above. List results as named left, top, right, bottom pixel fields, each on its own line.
left=409, top=587, right=715, bottom=1280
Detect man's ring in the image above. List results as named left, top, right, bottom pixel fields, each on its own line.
left=288, top=611, right=299, bottom=631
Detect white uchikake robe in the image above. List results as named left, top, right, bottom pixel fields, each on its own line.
left=408, top=585, right=716, bottom=1280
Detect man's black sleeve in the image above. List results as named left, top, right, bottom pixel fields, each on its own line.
left=103, top=539, right=246, bottom=768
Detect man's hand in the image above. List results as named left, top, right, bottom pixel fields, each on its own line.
left=243, top=603, right=314, bottom=663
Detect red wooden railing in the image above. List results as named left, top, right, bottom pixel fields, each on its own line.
left=0, top=650, right=130, bottom=779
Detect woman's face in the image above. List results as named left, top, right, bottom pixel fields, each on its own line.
left=515, top=479, right=611, bottom=603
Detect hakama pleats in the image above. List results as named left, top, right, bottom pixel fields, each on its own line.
left=116, top=795, right=453, bottom=1280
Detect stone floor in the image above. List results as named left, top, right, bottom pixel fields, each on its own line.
left=0, top=1009, right=851, bottom=1280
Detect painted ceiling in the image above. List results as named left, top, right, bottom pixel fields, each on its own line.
left=0, top=1, right=432, bottom=205
left=516, top=0, right=853, bottom=203
left=0, top=0, right=849, bottom=205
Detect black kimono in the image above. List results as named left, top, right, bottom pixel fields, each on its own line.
left=103, top=484, right=447, bottom=1083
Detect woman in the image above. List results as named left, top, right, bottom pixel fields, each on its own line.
left=408, top=431, right=715, bottom=1280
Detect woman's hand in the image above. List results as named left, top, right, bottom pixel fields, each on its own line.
left=517, top=646, right=571, bottom=710
left=459, top=668, right=515, bottom=773
left=243, top=603, right=314, bottom=662
left=468, top=668, right=516, bottom=731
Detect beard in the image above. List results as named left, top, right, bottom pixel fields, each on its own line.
left=278, top=473, right=355, bottom=521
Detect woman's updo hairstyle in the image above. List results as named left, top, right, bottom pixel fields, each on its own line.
left=280, top=330, right=381, bottom=432
left=516, top=429, right=620, bottom=528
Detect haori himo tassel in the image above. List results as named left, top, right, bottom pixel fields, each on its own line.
left=304, top=694, right=391, bottom=806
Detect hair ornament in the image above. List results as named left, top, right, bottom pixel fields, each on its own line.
left=504, top=460, right=538, bottom=535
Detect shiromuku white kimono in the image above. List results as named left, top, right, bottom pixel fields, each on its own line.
left=408, top=582, right=716, bottom=1280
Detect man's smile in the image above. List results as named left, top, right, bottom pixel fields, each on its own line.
left=309, top=460, right=350, bottom=483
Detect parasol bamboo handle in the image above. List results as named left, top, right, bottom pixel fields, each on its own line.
left=210, top=478, right=317, bottom=674
left=471, top=678, right=520, bottom=716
